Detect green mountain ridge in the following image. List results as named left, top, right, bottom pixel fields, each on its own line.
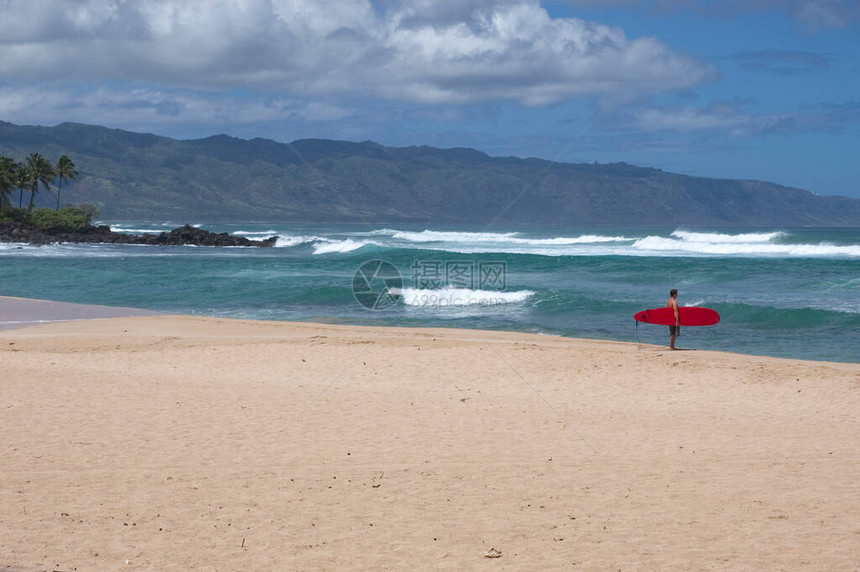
left=1, top=120, right=858, bottom=226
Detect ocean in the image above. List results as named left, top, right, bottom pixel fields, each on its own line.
left=1, top=222, right=858, bottom=363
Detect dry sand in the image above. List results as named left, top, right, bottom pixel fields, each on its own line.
left=1, top=299, right=859, bottom=570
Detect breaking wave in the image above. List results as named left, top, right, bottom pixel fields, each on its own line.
left=312, top=239, right=380, bottom=255
left=381, top=228, right=630, bottom=245
left=15, top=223, right=857, bottom=260
left=633, top=233, right=860, bottom=257
left=671, top=230, right=786, bottom=243
left=108, top=223, right=202, bottom=234
left=392, top=287, right=535, bottom=308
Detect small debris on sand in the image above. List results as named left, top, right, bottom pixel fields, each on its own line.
left=484, top=547, right=502, bottom=558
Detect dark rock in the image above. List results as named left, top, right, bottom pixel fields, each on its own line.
left=0, top=221, right=277, bottom=247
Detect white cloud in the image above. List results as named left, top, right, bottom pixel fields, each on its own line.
left=0, top=0, right=712, bottom=108
left=615, top=98, right=860, bottom=137
left=793, top=0, right=859, bottom=32
left=0, top=85, right=353, bottom=130
left=633, top=105, right=784, bottom=136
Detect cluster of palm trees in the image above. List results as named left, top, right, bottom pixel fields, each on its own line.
left=0, top=153, right=78, bottom=214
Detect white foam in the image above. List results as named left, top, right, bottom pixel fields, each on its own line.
left=782, top=243, right=860, bottom=257
left=393, top=287, right=535, bottom=308
left=273, top=235, right=315, bottom=248
left=633, top=235, right=860, bottom=257
left=0, top=319, right=84, bottom=326
left=515, top=234, right=630, bottom=245
left=312, top=239, right=380, bottom=255
left=390, top=229, right=520, bottom=242
left=386, top=228, right=631, bottom=245
left=108, top=226, right=170, bottom=234
left=0, top=242, right=28, bottom=250
left=233, top=229, right=280, bottom=237
left=671, top=230, right=786, bottom=243
left=107, top=223, right=203, bottom=234
left=366, top=229, right=859, bottom=258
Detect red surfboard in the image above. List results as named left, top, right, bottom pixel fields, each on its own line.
left=634, top=306, right=720, bottom=326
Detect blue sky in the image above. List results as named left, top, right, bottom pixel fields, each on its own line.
left=1, top=0, right=858, bottom=197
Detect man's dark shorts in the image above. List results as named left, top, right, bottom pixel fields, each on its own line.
left=669, top=325, right=679, bottom=337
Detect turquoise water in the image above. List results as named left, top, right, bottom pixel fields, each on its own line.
left=1, top=222, right=858, bottom=363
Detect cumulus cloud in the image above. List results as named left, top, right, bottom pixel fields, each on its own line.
left=0, top=0, right=711, bottom=108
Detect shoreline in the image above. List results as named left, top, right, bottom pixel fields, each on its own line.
left=1, top=295, right=856, bottom=366
left=0, top=295, right=164, bottom=331
left=4, top=223, right=859, bottom=365
left=2, top=299, right=859, bottom=569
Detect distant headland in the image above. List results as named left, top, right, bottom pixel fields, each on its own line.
left=1, top=120, right=859, bottom=227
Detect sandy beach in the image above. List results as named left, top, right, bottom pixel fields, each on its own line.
left=1, top=298, right=859, bottom=571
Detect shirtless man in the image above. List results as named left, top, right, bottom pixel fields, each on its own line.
left=667, top=289, right=680, bottom=350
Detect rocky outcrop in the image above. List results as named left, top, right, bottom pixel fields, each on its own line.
left=140, top=225, right=278, bottom=247
left=0, top=222, right=277, bottom=247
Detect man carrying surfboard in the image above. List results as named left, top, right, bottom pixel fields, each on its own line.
left=667, top=289, right=680, bottom=350
left=633, top=295, right=719, bottom=346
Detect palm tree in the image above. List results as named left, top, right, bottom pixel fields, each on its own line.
left=0, top=156, right=17, bottom=214
left=54, top=155, right=78, bottom=210
left=15, top=164, right=28, bottom=209
left=25, top=153, right=55, bottom=213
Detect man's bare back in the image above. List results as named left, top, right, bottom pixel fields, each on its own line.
left=667, top=289, right=680, bottom=350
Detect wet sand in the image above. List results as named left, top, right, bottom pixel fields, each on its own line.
left=0, top=296, right=162, bottom=331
